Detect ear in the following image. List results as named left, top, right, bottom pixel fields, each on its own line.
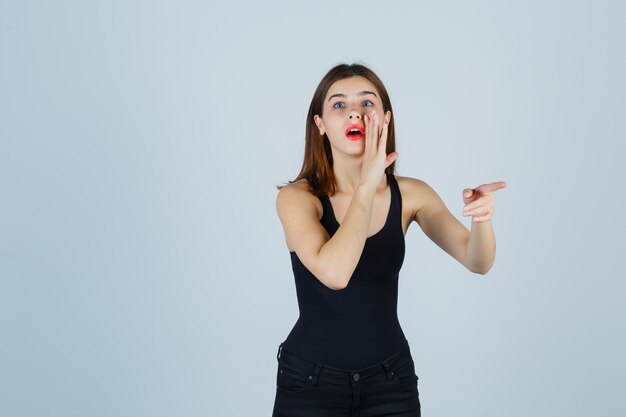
left=313, top=115, right=326, bottom=135
left=384, top=111, right=391, bottom=125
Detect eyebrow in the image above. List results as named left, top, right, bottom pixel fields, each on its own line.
left=328, top=91, right=378, bottom=102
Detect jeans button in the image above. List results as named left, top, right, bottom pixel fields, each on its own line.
left=353, top=373, right=360, bottom=382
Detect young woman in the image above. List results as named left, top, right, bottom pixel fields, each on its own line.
left=272, top=63, right=506, bottom=417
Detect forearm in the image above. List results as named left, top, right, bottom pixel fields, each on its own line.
left=465, top=220, right=496, bottom=274
left=319, top=183, right=376, bottom=288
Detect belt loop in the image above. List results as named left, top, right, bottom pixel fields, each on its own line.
left=381, top=359, right=394, bottom=381
left=276, top=342, right=284, bottom=361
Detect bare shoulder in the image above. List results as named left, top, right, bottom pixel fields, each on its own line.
left=275, top=179, right=322, bottom=220
left=275, top=179, right=326, bottom=253
left=396, top=175, right=443, bottom=223
left=393, top=174, right=436, bottom=222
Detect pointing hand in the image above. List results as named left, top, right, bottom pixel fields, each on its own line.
left=461, top=181, right=507, bottom=222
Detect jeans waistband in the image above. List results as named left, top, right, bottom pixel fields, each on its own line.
left=275, top=340, right=413, bottom=386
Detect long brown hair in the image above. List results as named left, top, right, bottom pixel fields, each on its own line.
left=276, top=63, right=397, bottom=197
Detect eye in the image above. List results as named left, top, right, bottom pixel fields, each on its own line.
left=332, top=102, right=345, bottom=109
left=363, top=100, right=374, bottom=107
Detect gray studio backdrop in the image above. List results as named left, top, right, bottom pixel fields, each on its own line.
left=1, top=1, right=625, bottom=416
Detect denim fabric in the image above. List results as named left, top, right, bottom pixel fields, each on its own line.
left=271, top=341, right=421, bottom=417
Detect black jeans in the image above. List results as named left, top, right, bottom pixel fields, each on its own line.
left=271, top=341, right=421, bottom=417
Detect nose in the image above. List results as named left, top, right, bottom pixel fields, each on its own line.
left=348, top=109, right=362, bottom=120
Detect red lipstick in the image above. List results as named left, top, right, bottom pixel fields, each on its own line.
left=344, top=124, right=365, bottom=141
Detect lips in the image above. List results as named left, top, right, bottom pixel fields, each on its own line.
left=345, top=124, right=365, bottom=141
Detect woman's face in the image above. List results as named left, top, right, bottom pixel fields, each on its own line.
left=314, top=76, right=391, bottom=157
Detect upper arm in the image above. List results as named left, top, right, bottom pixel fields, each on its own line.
left=276, top=184, right=334, bottom=284
left=409, top=178, right=470, bottom=268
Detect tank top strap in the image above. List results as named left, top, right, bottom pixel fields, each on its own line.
left=318, top=173, right=402, bottom=233
left=387, top=172, right=403, bottom=220
left=318, top=193, right=332, bottom=216
left=317, top=193, right=338, bottom=232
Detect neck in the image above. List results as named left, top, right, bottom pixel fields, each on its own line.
left=332, top=159, right=388, bottom=195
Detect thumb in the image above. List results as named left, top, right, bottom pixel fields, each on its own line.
left=463, top=188, right=475, bottom=199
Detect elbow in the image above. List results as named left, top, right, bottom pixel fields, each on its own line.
left=326, top=271, right=349, bottom=291
left=329, top=283, right=348, bottom=291
left=315, top=269, right=345, bottom=290
left=465, top=254, right=495, bottom=275
left=329, top=276, right=349, bottom=290
left=469, top=263, right=493, bottom=275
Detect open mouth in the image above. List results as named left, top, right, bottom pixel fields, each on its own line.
left=345, top=125, right=364, bottom=141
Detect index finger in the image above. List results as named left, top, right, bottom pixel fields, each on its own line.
left=478, top=182, right=508, bottom=193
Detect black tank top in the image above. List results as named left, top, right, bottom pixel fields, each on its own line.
left=283, top=172, right=408, bottom=369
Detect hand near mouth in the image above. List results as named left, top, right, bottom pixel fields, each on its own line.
left=358, top=110, right=397, bottom=190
